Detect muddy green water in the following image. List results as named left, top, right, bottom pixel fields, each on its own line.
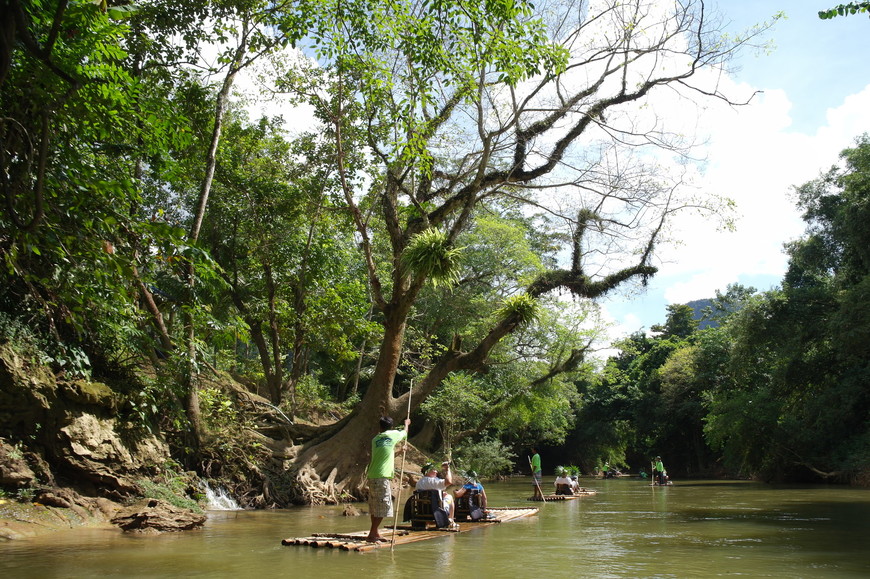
left=2, top=478, right=869, bottom=578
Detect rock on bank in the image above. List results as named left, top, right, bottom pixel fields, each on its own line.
left=0, top=341, right=202, bottom=538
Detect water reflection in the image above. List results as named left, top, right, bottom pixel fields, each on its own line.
left=1, top=479, right=869, bottom=577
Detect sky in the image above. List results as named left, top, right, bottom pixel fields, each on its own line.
left=599, top=0, right=870, bottom=339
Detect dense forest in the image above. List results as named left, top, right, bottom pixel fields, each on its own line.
left=1, top=0, right=867, bottom=513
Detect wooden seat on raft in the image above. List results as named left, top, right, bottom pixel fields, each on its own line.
left=454, top=490, right=484, bottom=521
left=403, top=490, right=447, bottom=530
left=555, top=483, right=574, bottom=495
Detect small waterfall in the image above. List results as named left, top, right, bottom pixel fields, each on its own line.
left=200, top=480, right=241, bottom=510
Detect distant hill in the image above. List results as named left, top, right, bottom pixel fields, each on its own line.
left=686, top=298, right=717, bottom=330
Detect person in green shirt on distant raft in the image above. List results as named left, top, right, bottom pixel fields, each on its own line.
left=530, top=447, right=543, bottom=499
left=366, top=415, right=410, bottom=543
left=653, top=456, right=668, bottom=486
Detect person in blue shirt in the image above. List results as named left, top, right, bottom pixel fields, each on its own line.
left=454, top=470, right=488, bottom=509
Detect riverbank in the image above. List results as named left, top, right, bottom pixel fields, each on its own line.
left=0, top=497, right=117, bottom=540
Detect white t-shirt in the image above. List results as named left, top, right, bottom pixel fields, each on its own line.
left=416, top=475, right=448, bottom=492
left=416, top=475, right=452, bottom=509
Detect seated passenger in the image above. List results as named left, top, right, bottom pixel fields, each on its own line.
left=569, top=475, right=580, bottom=493
left=416, top=462, right=456, bottom=526
left=554, top=468, right=573, bottom=495
left=454, top=470, right=488, bottom=510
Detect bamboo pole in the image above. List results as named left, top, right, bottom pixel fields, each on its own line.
left=391, top=379, right=413, bottom=551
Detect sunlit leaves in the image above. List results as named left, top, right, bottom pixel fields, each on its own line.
left=495, top=293, right=540, bottom=326
left=818, top=2, right=870, bottom=19
left=301, top=0, right=570, bottom=169
left=420, top=371, right=487, bottom=445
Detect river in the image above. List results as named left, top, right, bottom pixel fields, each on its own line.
left=2, top=478, right=869, bottom=578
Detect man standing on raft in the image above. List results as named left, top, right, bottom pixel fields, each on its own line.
left=366, top=415, right=411, bottom=543
left=530, top=447, right=544, bottom=499
left=653, top=455, right=667, bottom=486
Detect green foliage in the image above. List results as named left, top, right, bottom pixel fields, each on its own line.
left=197, top=110, right=370, bottom=404
left=421, top=372, right=487, bottom=447
left=302, top=0, right=569, bottom=170
left=295, top=374, right=332, bottom=404
left=137, top=460, right=203, bottom=513
left=650, top=304, right=699, bottom=339
left=491, top=371, right=578, bottom=446
left=6, top=442, right=24, bottom=461
left=0, top=312, right=91, bottom=377
left=125, top=388, right=163, bottom=433
left=562, top=464, right=581, bottom=477
left=819, top=2, right=870, bottom=19
left=700, top=135, right=870, bottom=481
left=200, top=387, right=239, bottom=427
left=288, top=374, right=352, bottom=418
left=575, top=304, right=716, bottom=476
left=0, top=0, right=210, bottom=385
left=453, top=438, right=516, bottom=479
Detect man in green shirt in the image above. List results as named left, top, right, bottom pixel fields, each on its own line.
left=530, top=447, right=543, bottom=499
left=654, top=456, right=666, bottom=485
left=366, top=415, right=410, bottom=543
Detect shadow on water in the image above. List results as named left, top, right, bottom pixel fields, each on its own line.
left=670, top=480, right=761, bottom=488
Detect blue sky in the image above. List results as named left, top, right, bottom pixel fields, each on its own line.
left=600, top=1, right=870, bottom=336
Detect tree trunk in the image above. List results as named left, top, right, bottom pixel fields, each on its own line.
left=263, top=262, right=284, bottom=405
left=410, top=418, right=439, bottom=451
left=291, top=301, right=410, bottom=500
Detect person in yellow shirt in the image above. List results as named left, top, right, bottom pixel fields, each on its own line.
left=365, top=415, right=410, bottom=542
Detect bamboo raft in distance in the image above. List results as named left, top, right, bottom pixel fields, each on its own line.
left=527, top=489, right=597, bottom=502
left=281, top=506, right=539, bottom=552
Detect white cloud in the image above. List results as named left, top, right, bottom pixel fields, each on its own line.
left=649, top=80, right=870, bottom=306
left=599, top=74, right=870, bottom=340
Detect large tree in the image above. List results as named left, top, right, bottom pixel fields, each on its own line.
left=277, top=0, right=776, bottom=501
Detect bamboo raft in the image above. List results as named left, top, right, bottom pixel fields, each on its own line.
left=281, top=506, right=539, bottom=552
left=527, top=489, right=597, bottom=502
